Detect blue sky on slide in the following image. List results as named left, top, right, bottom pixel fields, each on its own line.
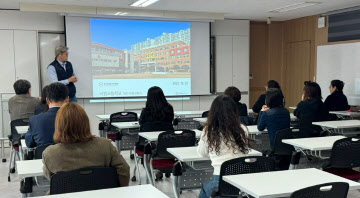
left=90, top=19, right=190, bottom=50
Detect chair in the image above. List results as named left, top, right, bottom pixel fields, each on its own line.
left=323, top=137, right=360, bottom=181
left=8, top=118, right=29, bottom=182
left=106, top=112, right=138, bottom=153
left=211, top=156, right=276, bottom=197
left=290, top=182, right=349, bottom=198
left=131, top=121, right=174, bottom=184
left=34, top=143, right=55, bottom=159
left=145, top=130, right=196, bottom=185
left=50, top=167, right=118, bottom=195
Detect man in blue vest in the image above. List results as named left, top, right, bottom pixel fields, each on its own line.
left=47, top=46, right=78, bottom=102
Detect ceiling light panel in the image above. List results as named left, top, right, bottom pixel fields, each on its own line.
left=269, top=2, right=322, bottom=13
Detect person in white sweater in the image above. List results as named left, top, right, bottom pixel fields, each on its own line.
left=197, top=95, right=251, bottom=198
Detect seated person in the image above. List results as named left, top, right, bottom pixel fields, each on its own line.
left=252, top=80, right=283, bottom=113
left=197, top=95, right=250, bottom=198
left=324, top=80, right=350, bottom=111
left=257, top=88, right=290, bottom=148
left=139, top=86, right=174, bottom=125
left=294, top=81, right=329, bottom=137
left=42, top=102, right=130, bottom=187
left=224, top=86, right=247, bottom=116
left=8, top=79, right=40, bottom=121
left=34, top=85, right=49, bottom=115
left=25, top=83, right=69, bottom=148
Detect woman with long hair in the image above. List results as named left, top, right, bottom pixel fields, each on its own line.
left=197, top=95, right=250, bottom=198
left=139, top=86, right=174, bottom=125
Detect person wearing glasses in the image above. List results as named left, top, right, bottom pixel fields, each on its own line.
left=324, top=80, right=350, bottom=111
left=47, top=46, right=78, bottom=102
left=294, top=81, right=329, bottom=137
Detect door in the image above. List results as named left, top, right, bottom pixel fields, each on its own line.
left=285, top=41, right=311, bottom=110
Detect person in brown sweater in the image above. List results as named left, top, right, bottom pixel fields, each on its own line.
left=42, top=102, right=130, bottom=187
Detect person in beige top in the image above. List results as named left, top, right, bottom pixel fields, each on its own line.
left=42, top=102, right=130, bottom=187
left=8, top=79, right=40, bottom=121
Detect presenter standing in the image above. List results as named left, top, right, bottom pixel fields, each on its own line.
left=47, top=46, right=78, bottom=102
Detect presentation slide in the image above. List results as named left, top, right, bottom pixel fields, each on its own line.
left=66, top=17, right=210, bottom=98
left=90, top=19, right=191, bottom=97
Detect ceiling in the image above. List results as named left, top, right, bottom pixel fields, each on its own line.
left=1, top=0, right=360, bottom=21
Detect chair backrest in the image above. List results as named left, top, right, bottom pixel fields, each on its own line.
left=140, top=121, right=174, bottom=132
left=329, top=137, right=360, bottom=169
left=34, top=143, right=55, bottom=159
left=155, top=130, right=196, bottom=158
left=108, top=112, right=138, bottom=131
left=50, top=167, right=118, bottom=195
left=272, top=128, right=299, bottom=155
left=218, top=156, right=276, bottom=197
left=290, top=182, right=349, bottom=198
left=202, top=111, right=209, bottom=118
left=10, top=118, right=29, bottom=141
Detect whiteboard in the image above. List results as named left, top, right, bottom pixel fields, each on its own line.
left=317, top=43, right=360, bottom=105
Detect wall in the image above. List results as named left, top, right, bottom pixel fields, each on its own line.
left=0, top=10, right=250, bottom=136
left=249, top=15, right=327, bottom=110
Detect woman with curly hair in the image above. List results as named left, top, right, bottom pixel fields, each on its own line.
left=197, top=95, right=250, bottom=198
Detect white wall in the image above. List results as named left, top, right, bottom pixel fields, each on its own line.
left=0, top=11, right=250, bottom=137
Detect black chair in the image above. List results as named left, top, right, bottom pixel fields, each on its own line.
left=323, top=137, right=360, bottom=181
left=202, top=111, right=209, bottom=118
left=34, top=143, right=55, bottom=159
left=8, top=119, right=29, bottom=182
left=146, top=130, right=196, bottom=184
left=290, top=182, right=349, bottom=198
left=132, top=121, right=174, bottom=184
left=106, top=112, right=138, bottom=152
left=50, top=167, right=118, bottom=195
left=212, top=156, right=276, bottom=197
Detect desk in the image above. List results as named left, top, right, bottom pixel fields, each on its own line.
left=313, top=120, right=360, bottom=134
left=330, top=111, right=360, bottom=119
left=167, top=146, right=262, bottom=198
left=223, top=168, right=360, bottom=198
left=36, top=185, right=169, bottom=198
left=174, top=110, right=206, bottom=118
left=282, top=136, right=346, bottom=169
left=15, top=126, right=28, bottom=134
left=139, top=129, right=202, bottom=142
left=112, top=121, right=140, bottom=129
left=289, top=106, right=296, bottom=110
left=17, top=159, right=43, bottom=178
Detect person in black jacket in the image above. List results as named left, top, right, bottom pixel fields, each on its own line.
left=324, top=80, right=350, bottom=111
left=34, top=85, right=49, bottom=115
left=224, top=86, right=247, bottom=116
left=252, top=80, right=283, bottom=113
left=139, top=86, right=174, bottom=125
left=294, top=81, right=329, bottom=137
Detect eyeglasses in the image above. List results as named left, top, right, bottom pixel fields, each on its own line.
left=304, top=81, right=311, bottom=85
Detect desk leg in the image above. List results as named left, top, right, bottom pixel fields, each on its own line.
left=1, top=140, right=5, bottom=162
left=172, top=176, right=180, bottom=198
left=19, top=145, right=24, bottom=161
left=143, top=154, right=154, bottom=186
left=289, top=151, right=301, bottom=170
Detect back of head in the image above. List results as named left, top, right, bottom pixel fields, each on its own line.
left=304, top=81, right=322, bottom=100
left=54, top=102, right=93, bottom=144
left=224, top=86, right=241, bottom=102
left=146, top=86, right=168, bottom=109
left=40, top=86, right=49, bottom=104
left=205, top=95, right=249, bottom=154
left=265, top=88, right=284, bottom=108
left=47, top=83, right=69, bottom=103
left=13, top=79, right=31, bottom=95
left=55, top=45, right=68, bottom=58
left=267, top=80, right=281, bottom=89
left=331, top=80, right=345, bottom=91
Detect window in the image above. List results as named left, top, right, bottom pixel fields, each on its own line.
left=171, top=61, right=176, bottom=64
left=183, top=48, right=188, bottom=52
left=184, top=54, right=189, bottom=57
left=166, top=57, right=169, bottom=59
left=171, top=50, right=175, bottom=54
left=166, top=52, right=169, bottom=55
left=161, top=52, right=164, bottom=55
left=177, top=61, right=182, bottom=64
left=171, top=56, right=175, bottom=59
left=177, top=49, right=181, bottom=53
left=171, top=45, right=174, bottom=48
left=176, top=44, right=180, bottom=47
left=177, top=55, right=181, bottom=59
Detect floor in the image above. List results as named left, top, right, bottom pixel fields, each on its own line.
left=1, top=143, right=360, bottom=198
